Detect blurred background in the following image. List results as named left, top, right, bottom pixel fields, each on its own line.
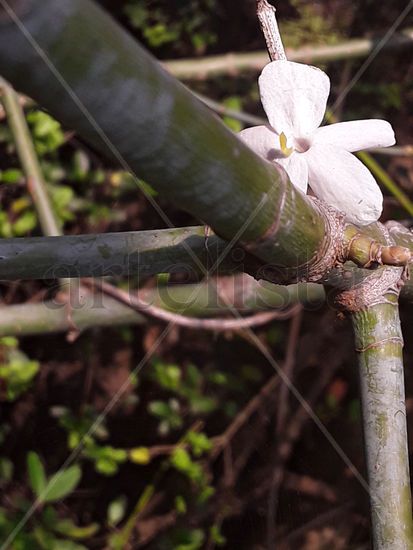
left=1, top=0, right=413, bottom=548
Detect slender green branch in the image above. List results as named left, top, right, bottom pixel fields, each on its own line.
left=0, top=77, right=77, bottom=294
left=357, top=151, right=413, bottom=218
left=195, top=92, right=266, bottom=126
left=0, top=78, right=61, bottom=236
left=163, top=28, right=413, bottom=79
left=351, top=290, right=413, bottom=548
left=370, top=145, right=413, bottom=157
left=0, top=277, right=324, bottom=337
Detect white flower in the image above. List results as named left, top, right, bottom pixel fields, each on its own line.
left=239, top=60, right=396, bottom=225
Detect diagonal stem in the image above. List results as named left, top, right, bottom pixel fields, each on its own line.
left=0, top=78, right=61, bottom=236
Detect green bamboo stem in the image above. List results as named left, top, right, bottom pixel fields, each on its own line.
left=0, top=78, right=61, bottom=236
left=351, top=293, right=413, bottom=548
left=0, top=223, right=411, bottom=290
left=0, top=226, right=244, bottom=279
left=163, top=28, right=413, bottom=79
left=0, top=277, right=324, bottom=337
left=0, top=0, right=325, bottom=272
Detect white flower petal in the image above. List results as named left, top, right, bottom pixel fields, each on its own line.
left=259, top=60, right=330, bottom=138
left=313, top=120, right=396, bottom=152
left=276, top=153, right=308, bottom=193
left=238, top=125, right=284, bottom=161
left=306, top=144, right=383, bottom=225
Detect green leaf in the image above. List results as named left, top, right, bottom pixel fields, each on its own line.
left=189, top=396, right=217, bottom=415
left=222, top=96, right=243, bottom=132
left=43, top=465, right=81, bottom=503
left=53, top=519, right=99, bottom=539
left=12, top=210, right=37, bottom=236
left=151, top=361, right=181, bottom=391
left=107, top=495, right=127, bottom=527
left=185, top=431, right=212, bottom=457
left=0, top=336, right=18, bottom=348
left=27, top=452, right=47, bottom=498
left=0, top=457, right=13, bottom=483
left=209, top=525, right=226, bottom=546
left=148, top=399, right=183, bottom=434
left=173, top=528, right=205, bottom=550
left=143, top=23, right=178, bottom=48
left=174, top=495, right=187, bottom=515
left=170, top=448, right=204, bottom=484
left=148, top=400, right=170, bottom=417
left=0, top=211, right=12, bottom=238
left=33, top=524, right=57, bottom=549
left=197, top=485, right=215, bottom=504
left=0, top=168, right=23, bottom=184
left=170, top=448, right=192, bottom=471
left=27, top=110, right=65, bottom=155
left=95, top=457, right=119, bottom=476
left=84, top=444, right=127, bottom=475
left=0, top=356, right=40, bottom=401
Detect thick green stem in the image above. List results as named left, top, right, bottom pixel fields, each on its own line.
left=0, top=227, right=245, bottom=279
left=1, top=224, right=412, bottom=299
left=0, top=0, right=325, bottom=272
left=352, top=294, right=413, bottom=549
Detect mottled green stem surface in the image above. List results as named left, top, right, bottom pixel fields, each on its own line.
left=0, top=0, right=325, bottom=273
left=352, top=294, right=413, bottom=549
left=0, top=227, right=243, bottom=279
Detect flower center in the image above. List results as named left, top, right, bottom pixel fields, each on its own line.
left=279, top=132, right=312, bottom=157
left=294, top=136, right=312, bottom=153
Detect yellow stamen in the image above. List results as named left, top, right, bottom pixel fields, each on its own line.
left=279, top=132, right=294, bottom=157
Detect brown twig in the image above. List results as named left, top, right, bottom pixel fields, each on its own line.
left=163, top=29, right=413, bottom=80
left=276, top=307, right=303, bottom=435
left=279, top=502, right=354, bottom=549
left=253, top=471, right=337, bottom=504
left=257, top=0, right=286, bottom=61
left=82, top=278, right=300, bottom=331
left=282, top=472, right=337, bottom=503
left=210, top=373, right=280, bottom=460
